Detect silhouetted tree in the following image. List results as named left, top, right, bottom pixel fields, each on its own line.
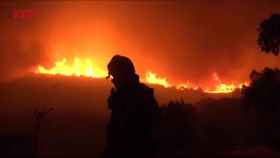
left=258, top=13, right=280, bottom=55
left=242, top=68, right=280, bottom=148
left=242, top=68, right=280, bottom=113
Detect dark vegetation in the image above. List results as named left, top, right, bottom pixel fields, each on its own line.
left=242, top=68, right=280, bottom=149
left=258, top=13, right=280, bottom=55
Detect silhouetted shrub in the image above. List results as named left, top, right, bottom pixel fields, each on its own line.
left=242, top=68, right=280, bottom=149
left=159, top=100, right=194, bottom=158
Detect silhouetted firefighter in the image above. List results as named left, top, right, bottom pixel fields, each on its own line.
left=103, top=55, right=160, bottom=158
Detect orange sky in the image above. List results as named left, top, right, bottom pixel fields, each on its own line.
left=0, top=1, right=280, bottom=86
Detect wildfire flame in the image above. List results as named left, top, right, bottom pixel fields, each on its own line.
left=204, top=83, right=247, bottom=94
left=36, top=58, right=248, bottom=93
left=203, top=73, right=249, bottom=93
left=37, top=58, right=107, bottom=78
left=144, top=72, right=171, bottom=88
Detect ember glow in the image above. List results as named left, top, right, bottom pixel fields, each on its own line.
left=36, top=58, right=248, bottom=93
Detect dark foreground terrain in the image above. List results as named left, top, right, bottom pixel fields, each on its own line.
left=0, top=75, right=279, bottom=158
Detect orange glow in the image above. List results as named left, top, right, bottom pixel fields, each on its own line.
left=176, top=83, right=199, bottom=91
left=36, top=58, right=248, bottom=94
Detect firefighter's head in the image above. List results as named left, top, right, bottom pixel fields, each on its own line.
left=107, top=55, right=137, bottom=88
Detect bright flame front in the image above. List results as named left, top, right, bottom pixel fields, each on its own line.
left=203, top=73, right=249, bottom=93
left=145, top=72, right=171, bottom=88
left=37, top=58, right=107, bottom=78
left=36, top=58, right=249, bottom=93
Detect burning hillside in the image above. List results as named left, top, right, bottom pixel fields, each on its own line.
left=36, top=57, right=249, bottom=94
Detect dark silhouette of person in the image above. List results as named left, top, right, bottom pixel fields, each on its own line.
left=103, top=55, right=160, bottom=158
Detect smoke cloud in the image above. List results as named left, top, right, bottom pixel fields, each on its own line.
left=0, top=1, right=280, bottom=85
